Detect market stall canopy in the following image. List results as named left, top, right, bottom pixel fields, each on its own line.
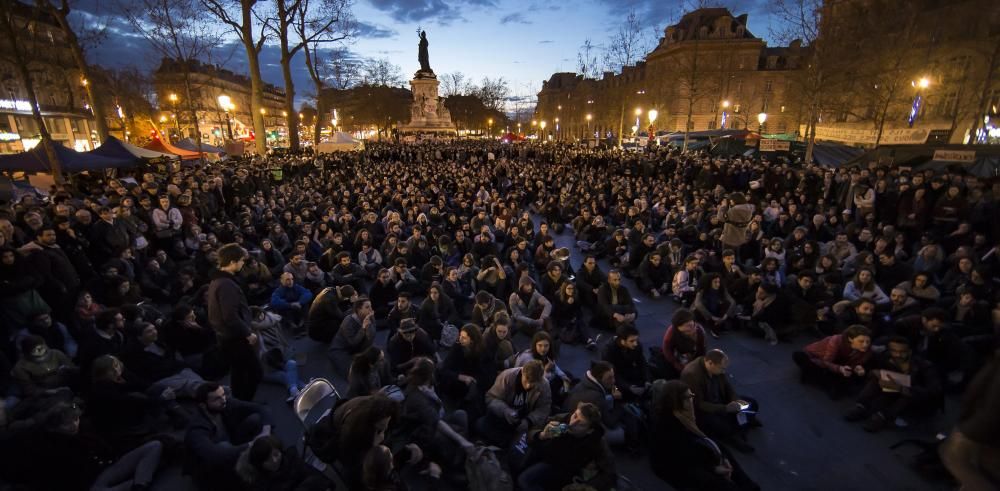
left=174, top=138, right=224, bottom=154
left=143, top=137, right=202, bottom=160
left=0, top=143, right=135, bottom=172
left=316, top=132, right=363, bottom=153
left=89, top=136, right=176, bottom=161
left=810, top=142, right=865, bottom=168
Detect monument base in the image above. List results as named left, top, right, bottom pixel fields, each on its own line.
left=398, top=76, right=456, bottom=134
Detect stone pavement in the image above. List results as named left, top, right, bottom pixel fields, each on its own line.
left=155, top=225, right=955, bottom=491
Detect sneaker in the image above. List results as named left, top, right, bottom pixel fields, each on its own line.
left=585, top=338, right=597, bottom=351
left=708, top=328, right=721, bottom=339
left=844, top=404, right=868, bottom=422
left=863, top=413, right=888, bottom=433
left=760, top=323, right=778, bottom=345
left=651, top=289, right=661, bottom=298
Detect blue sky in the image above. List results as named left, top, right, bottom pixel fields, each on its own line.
left=76, top=0, right=778, bottom=107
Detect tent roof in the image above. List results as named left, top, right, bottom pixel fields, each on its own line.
left=174, top=138, right=224, bottom=154
left=811, top=142, right=865, bottom=168
left=0, top=143, right=136, bottom=173
left=329, top=131, right=359, bottom=144
left=143, top=138, right=202, bottom=160
left=90, top=136, right=176, bottom=160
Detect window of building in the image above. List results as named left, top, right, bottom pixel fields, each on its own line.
left=0, top=116, right=12, bottom=133
left=15, top=116, right=39, bottom=136
left=778, top=122, right=787, bottom=133
left=45, top=117, right=66, bottom=134
left=733, top=104, right=741, bottom=113
left=70, top=118, right=85, bottom=134
left=764, top=80, right=773, bottom=93
left=708, top=119, right=716, bottom=129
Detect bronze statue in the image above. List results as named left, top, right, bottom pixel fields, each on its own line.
left=418, top=30, right=432, bottom=73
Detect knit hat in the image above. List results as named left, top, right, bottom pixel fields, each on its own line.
left=398, top=318, right=418, bottom=333
left=671, top=308, right=695, bottom=328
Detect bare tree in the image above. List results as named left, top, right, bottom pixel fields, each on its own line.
left=200, top=0, right=269, bottom=155
left=267, top=0, right=352, bottom=150
left=360, top=58, right=404, bottom=87
left=120, top=0, right=222, bottom=156
left=0, top=0, right=61, bottom=177
left=440, top=71, right=471, bottom=97
left=577, top=38, right=602, bottom=79
left=324, top=48, right=360, bottom=90
left=603, top=9, right=651, bottom=73
left=474, top=76, right=509, bottom=113
left=34, top=0, right=110, bottom=142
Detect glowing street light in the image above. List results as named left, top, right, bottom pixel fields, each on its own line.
left=914, top=77, right=930, bottom=89
left=757, top=112, right=767, bottom=132
left=488, top=118, right=493, bottom=137
left=648, top=109, right=658, bottom=124
left=218, top=95, right=234, bottom=140
left=169, top=93, right=178, bottom=103
left=721, top=100, right=730, bottom=108
left=540, top=120, right=547, bottom=142
left=634, top=107, right=642, bottom=117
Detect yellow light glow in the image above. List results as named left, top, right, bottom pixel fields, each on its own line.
left=169, top=93, right=178, bottom=102
left=586, top=114, right=592, bottom=121
left=757, top=112, right=767, bottom=125
left=648, top=109, right=658, bottom=124
left=634, top=107, right=642, bottom=116
left=722, top=100, right=730, bottom=108
left=218, top=95, right=232, bottom=111
left=918, top=77, right=930, bottom=89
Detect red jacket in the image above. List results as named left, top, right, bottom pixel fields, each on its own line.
left=803, top=334, right=872, bottom=373
left=661, top=324, right=706, bottom=372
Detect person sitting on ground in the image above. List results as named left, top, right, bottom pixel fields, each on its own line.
left=386, top=319, right=436, bottom=377
left=8, top=401, right=164, bottom=491
left=78, top=308, right=128, bottom=369
left=470, top=290, right=508, bottom=329
left=417, top=283, right=460, bottom=341
left=844, top=336, right=943, bottom=432
left=896, top=272, right=941, bottom=307
left=347, top=346, right=392, bottom=399
left=892, top=307, right=974, bottom=390
left=648, top=380, right=760, bottom=491
left=638, top=251, right=672, bottom=298
left=306, top=285, right=355, bottom=343
left=483, top=312, right=517, bottom=372
left=330, top=252, right=366, bottom=293
left=793, top=325, right=873, bottom=400
left=249, top=307, right=303, bottom=402
left=602, top=324, right=650, bottom=402
left=437, top=324, right=494, bottom=409
left=508, top=276, right=553, bottom=336
left=121, top=322, right=205, bottom=400
left=692, top=273, right=737, bottom=338
left=575, top=254, right=606, bottom=307
left=681, top=349, right=760, bottom=453
left=661, top=308, right=707, bottom=380
left=672, top=255, right=701, bottom=306
left=386, top=291, right=419, bottom=337
left=329, top=298, right=376, bottom=376
left=269, top=272, right=314, bottom=329
left=595, top=270, right=637, bottom=331
left=563, top=360, right=638, bottom=449
left=516, top=402, right=617, bottom=491
left=362, top=444, right=441, bottom=491
left=843, top=268, right=891, bottom=306
left=400, top=357, right=474, bottom=469
left=17, top=310, right=78, bottom=360
left=185, top=382, right=275, bottom=487
left=368, top=269, right=398, bottom=320
left=235, top=435, right=330, bottom=491
left=552, top=281, right=591, bottom=347
left=476, top=360, right=551, bottom=447
left=10, top=335, right=78, bottom=397
left=513, top=331, right=572, bottom=407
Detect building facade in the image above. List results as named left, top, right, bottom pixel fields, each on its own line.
left=0, top=2, right=95, bottom=154
left=535, top=9, right=804, bottom=143
left=153, top=58, right=288, bottom=148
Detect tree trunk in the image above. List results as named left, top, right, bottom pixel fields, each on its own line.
left=276, top=0, right=299, bottom=151
left=1, top=1, right=62, bottom=180
left=238, top=0, right=267, bottom=155
left=181, top=69, right=204, bottom=159
left=41, top=1, right=110, bottom=143
left=966, top=41, right=1000, bottom=145
left=804, top=102, right=817, bottom=164
left=314, top=96, right=324, bottom=145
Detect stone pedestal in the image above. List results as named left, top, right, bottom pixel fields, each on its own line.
left=398, top=72, right=456, bottom=134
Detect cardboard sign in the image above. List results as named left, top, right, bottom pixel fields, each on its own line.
left=759, top=139, right=790, bottom=152
left=932, top=150, right=975, bottom=162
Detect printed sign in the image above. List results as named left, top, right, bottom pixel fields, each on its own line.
left=932, top=150, right=975, bottom=162
left=759, top=139, right=790, bottom=151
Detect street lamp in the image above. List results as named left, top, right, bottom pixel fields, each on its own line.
left=488, top=118, right=493, bottom=138
left=909, top=76, right=931, bottom=127
left=586, top=113, right=592, bottom=141
left=720, top=100, right=731, bottom=129
left=757, top=112, right=767, bottom=133
left=554, top=117, right=559, bottom=141
left=168, top=93, right=180, bottom=131
left=218, top=94, right=234, bottom=141
left=540, top=120, right=547, bottom=142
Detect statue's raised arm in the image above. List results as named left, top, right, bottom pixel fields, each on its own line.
left=418, top=30, right=431, bottom=73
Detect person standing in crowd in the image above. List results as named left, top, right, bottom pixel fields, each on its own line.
left=207, top=244, right=261, bottom=401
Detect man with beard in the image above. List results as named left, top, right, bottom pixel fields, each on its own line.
left=186, top=382, right=274, bottom=486
left=19, top=226, right=82, bottom=326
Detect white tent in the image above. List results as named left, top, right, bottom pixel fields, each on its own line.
left=316, top=132, right=363, bottom=153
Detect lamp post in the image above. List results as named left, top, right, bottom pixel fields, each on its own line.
left=909, top=76, right=931, bottom=127
left=585, top=113, right=592, bottom=142
left=720, top=100, right=730, bottom=129
left=648, top=109, right=658, bottom=145
left=531, top=120, right=537, bottom=140
left=488, top=118, right=493, bottom=138
left=218, top=95, right=234, bottom=141
left=554, top=117, right=560, bottom=141
left=540, top=120, right=547, bottom=142
left=757, top=111, right=767, bottom=134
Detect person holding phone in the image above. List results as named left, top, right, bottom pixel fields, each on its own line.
left=517, top=402, right=616, bottom=491
left=681, top=349, right=761, bottom=453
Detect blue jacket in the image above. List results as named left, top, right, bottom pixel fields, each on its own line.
left=270, top=284, right=314, bottom=310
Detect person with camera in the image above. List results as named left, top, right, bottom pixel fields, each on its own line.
left=516, top=401, right=616, bottom=491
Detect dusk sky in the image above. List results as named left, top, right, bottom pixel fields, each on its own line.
left=76, top=0, right=778, bottom=107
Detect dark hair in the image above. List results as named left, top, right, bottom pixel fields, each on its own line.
left=405, top=357, right=436, bottom=387
left=460, top=324, right=484, bottom=354
left=658, top=379, right=693, bottom=413
left=218, top=243, right=247, bottom=267
left=590, top=360, right=613, bottom=380
left=248, top=435, right=282, bottom=470
left=531, top=330, right=554, bottom=357
left=921, top=307, right=948, bottom=323
left=705, top=349, right=727, bottom=365
left=616, top=324, right=639, bottom=341
left=574, top=401, right=602, bottom=428
left=96, top=308, right=121, bottom=329
left=886, top=336, right=911, bottom=349
left=351, top=346, right=382, bottom=376
left=475, top=290, right=492, bottom=305
left=362, top=445, right=394, bottom=490
left=195, top=382, right=223, bottom=403
left=843, top=325, right=872, bottom=340
left=353, top=297, right=371, bottom=313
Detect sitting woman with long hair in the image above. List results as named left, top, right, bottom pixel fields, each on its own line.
left=691, top=273, right=737, bottom=339
left=649, top=380, right=759, bottom=491
left=843, top=268, right=890, bottom=305
left=513, top=331, right=573, bottom=407
left=400, top=357, right=474, bottom=470
left=347, top=345, right=393, bottom=399
left=437, top=324, right=494, bottom=411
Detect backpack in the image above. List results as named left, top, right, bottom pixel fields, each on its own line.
left=466, top=445, right=513, bottom=491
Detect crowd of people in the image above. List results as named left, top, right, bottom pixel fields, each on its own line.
left=0, top=139, right=997, bottom=490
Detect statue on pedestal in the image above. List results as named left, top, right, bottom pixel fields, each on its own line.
left=417, top=30, right=433, bottom=75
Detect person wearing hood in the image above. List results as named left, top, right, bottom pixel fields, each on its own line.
left=235, top=435, right=329, bottom=491
left=10, top=335, right=77, bottom=397
left=508, top=275, right=553, bottom=336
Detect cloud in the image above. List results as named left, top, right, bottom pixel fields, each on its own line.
left=356, top=21, right=397, bottom=39
left=538, top=40, right=554, bottom=44
left=499, top=13, right=530, bottom=25
left=594, top=0, right=775, bottom=40
left=367, top=0, right=460, bottom=23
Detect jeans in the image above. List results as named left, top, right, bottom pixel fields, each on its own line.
left=221, top=336, right=263, bottom=401
left=90, top=440, right=162, bottom=491
left=262, top=359, right=301, bottom=394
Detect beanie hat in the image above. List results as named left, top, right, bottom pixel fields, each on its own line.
left=671, top=308, right=695, bottom=327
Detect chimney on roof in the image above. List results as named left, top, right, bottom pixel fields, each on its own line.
left=736, top=14, right=748, bottom=26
